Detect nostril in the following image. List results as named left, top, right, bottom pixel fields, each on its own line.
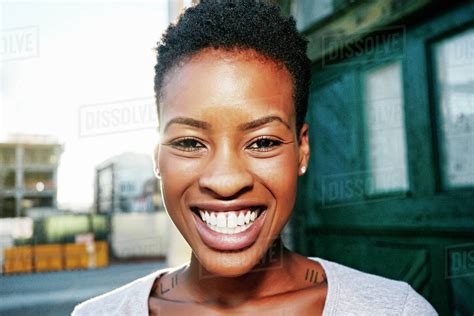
left=200, top=183, right=254, bottom=201
left=198, top=171, right=254, bottom=199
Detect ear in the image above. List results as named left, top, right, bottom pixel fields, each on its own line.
left=153, top=142, right=161, bottom=179
left=297, top=123, right=310, bottom=176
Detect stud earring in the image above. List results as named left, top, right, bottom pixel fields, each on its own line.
left=300, top=166, right=307, bottom=174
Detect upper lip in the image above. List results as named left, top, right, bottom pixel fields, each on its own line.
left=190, top=200, right=267, bottom=213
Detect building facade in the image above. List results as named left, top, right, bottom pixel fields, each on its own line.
left=0, top=135, right=63, bottom=218
left=95, top=152, right=162, bottom=213
left=276, top=0, right=474, bottom=315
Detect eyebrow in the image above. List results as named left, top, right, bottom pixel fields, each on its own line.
left=238, top=115, right=291, bottom=131
left=163, top=115, right=290, bottom=132
left=163, top=117, right=211, bottom=132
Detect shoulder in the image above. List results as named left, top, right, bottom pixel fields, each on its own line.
left=71, top=267, right=171, bottom=316
left=309, top=257, right=438, bottom=315
left=402, top=284, right=438, bottom=316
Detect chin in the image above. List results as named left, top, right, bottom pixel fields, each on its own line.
left=193, top=235, right=281, bottom=278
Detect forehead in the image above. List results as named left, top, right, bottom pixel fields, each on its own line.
left=159, top=49, right=295, bottom=125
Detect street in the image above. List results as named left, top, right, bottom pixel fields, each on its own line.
left=0, top=261, right=168, bottom=316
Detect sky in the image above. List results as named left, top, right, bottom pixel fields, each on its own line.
left=1, top=1, right=170, bottom=210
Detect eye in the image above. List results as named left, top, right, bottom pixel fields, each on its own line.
left=169, top=137, right=206, bottom=152
left=247, top=137, right=283, bottom=152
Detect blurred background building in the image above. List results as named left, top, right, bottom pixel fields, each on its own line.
left=94, top=152, right=170, bottom=261
left=0, top=134, right=63, bottom=218
left=95, top=152, right=161, bottom=213
left=168, top=0, right=198, bottom=23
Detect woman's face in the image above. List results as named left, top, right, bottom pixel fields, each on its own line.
left=156, top=49, right=309, bottom=277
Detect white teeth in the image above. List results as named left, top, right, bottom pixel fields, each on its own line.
left=245, top=211, right=250, bottom=224
left=217, top=213, right=226, bottom=228
left=208, top=220, right=254, bottom=234
left=196, top=208, right=264, bottom=235
left=228, top=213, right=237, bottom=228
left=237, top=212, right=245, bottom=226
left=210, top=213, right=217, bottom=226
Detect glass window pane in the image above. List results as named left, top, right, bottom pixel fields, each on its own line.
left=364, top=61, right=409, bottom=193
left=291, top=0, right=333, bottom=31
left=434, top=28, right=474, bottom=188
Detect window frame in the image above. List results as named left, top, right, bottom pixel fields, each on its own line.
left=359, top=60, right=411, bottom=198
left=428, top=23, right=474, bottom=192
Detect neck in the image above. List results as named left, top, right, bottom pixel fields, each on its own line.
left=184, top=237, right=297, bottom=306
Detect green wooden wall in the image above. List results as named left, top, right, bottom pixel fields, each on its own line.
left=286, top=1, right=474, bottom=315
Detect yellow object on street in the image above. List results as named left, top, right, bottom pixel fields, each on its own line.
left=3, top=241, right=109, bottom=275
left=94, top=241, right=109, bottom=268
left=64, top=243, right=89, bottom=270
left=34, top=244, right=63, bottom=272
left=3, top=246, right=33, bottom=274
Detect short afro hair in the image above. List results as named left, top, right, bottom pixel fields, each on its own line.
left=154, top=0, right=311, bottom=134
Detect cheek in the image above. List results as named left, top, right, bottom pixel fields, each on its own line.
left=250, top=152, right=298, bottom=207
left=158, top=151, right=201, bottom=213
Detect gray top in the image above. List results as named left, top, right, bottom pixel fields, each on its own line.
left=72, top=256, right=438, bottom=315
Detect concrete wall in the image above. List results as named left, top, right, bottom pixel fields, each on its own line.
left=165, top=215, right=191, bottom=267
left=111, top=212, right=168, bottom=258
left=111, top=212, right=191, bottom=265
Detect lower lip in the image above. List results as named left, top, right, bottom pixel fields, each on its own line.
left=191, top=209, right=267, bottom=251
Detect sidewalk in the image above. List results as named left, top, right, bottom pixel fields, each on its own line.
left=0, top=261, right=167, bottom=316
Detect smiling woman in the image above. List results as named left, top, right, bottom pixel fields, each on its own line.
left=72, top=1, right=437, bottom=315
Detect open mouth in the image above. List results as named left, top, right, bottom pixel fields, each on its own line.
left=190, top=205, right=268, bottom=251
left=191, top=206, right=264, bottom=235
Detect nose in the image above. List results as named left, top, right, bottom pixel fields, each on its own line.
left=198, top=145, right=253, bottom=198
